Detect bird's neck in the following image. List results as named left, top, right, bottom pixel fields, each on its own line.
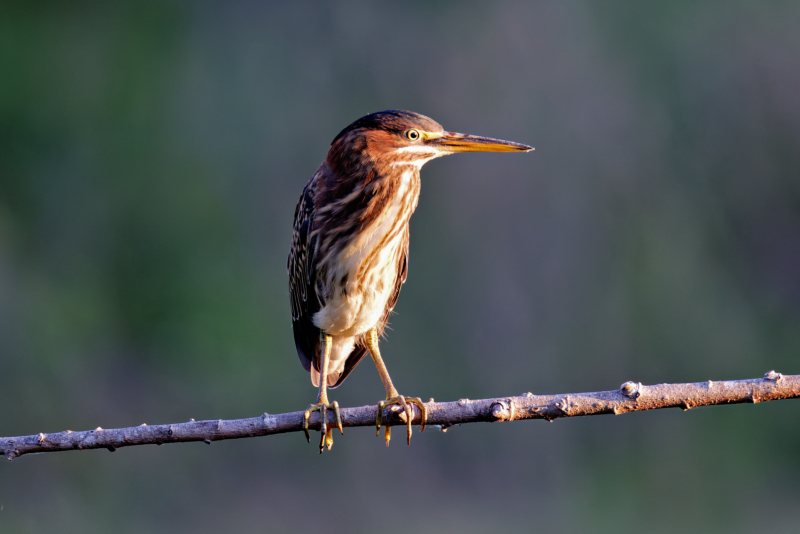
left=314, top=159, right=421, bottom=267
left=323, top=137, right=423, bottom=210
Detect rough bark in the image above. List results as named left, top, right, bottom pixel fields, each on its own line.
left=2, top=371, right=797, bottom=460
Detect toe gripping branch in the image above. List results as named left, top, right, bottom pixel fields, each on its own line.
left=303, top=401, right=344, bottom=453
left=376, top=396, right=428, bottom=447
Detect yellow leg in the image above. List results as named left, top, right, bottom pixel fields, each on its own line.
left=303, top=330, right=343, bottom=453
left=365, top=328, right=427, bottom=446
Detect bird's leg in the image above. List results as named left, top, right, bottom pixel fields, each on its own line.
left=303, top=330, right=343, bottom=453
left=365, top=328, right=427, bottom=447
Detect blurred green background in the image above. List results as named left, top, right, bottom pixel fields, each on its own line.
left=2, top=1, right=799, bottom=532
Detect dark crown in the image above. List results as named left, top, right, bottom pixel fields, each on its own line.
left=331, top=110, right=443, bottom=145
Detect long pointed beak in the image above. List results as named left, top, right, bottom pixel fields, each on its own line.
left=428, top=131, right=533, bottom=153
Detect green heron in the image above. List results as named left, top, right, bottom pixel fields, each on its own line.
left=288, top=110, right=532, bottom=452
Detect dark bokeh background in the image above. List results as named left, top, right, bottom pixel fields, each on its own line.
left=2, top=2, right=799, bottom=532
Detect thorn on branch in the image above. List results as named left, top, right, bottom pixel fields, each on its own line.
left=530, top=405, right=555, bottom=421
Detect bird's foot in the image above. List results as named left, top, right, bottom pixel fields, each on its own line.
left=376, top=395, right=427, bottom=447
left=303, top=400, right=343, bottom=453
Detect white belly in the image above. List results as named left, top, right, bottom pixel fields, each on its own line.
left=313, top=173, right=412, bottom=337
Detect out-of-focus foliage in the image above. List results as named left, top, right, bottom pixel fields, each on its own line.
left=1, top=2, right=799, bottom=533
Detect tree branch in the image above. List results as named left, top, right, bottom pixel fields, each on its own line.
left=3, top=371, right=797, bottom=460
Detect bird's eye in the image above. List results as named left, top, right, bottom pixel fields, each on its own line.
left=405, top=129, right=420, bottom=141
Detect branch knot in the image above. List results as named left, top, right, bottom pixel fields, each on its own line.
left=490, top=399, right=515, bottom=422
left=620, top=381, right=642, bottom=400
left=764, top=370, right=783, bottom=382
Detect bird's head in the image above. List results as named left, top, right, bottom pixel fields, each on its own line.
left=326, top=110, right=533, bottom=174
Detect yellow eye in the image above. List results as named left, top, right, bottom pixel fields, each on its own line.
left=406, top=129, right=421, bottom=141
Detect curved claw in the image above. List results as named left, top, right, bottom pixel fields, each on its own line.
left=376, top=401, right=384, bottom=435
left=408, top=397, right=427, bottom=433
left=303, top=401, right=343, bottom=453
left=375, top=395, right=428, bottom=446
left=303, top=407, right=312, bottom=443
left=332, top=400, right=343, bottom=435
left=319, top=404, right=328, bottom=452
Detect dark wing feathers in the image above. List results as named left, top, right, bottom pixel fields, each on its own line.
left=289, top=181, right=320, bottom=373
left=330, top=347, right=368, bottom=388
left=383, top=229, right=409, bottom=318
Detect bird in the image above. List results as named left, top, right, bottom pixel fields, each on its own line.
left=288, top=110, right=533, bottom=452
